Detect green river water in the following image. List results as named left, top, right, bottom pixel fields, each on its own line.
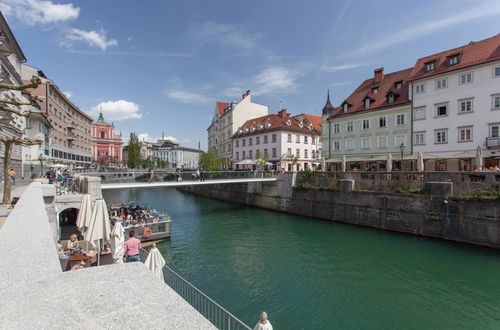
left=103, top=187, right=500, bottom=329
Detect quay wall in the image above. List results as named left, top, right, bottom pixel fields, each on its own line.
left=180, top=173, right=500, bottom=249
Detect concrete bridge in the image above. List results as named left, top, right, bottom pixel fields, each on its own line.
left=101, top=177, right=278, bottom=190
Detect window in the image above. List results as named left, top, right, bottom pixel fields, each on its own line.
left=272, top=148, right=277, bottom=157
left=249, top=150, right=253, bottom=159
left=100, top=131, right=105, bottom=139
left=436, top=79, right=447, bottom=89
left=249, top=138, right=253, bottom=146
left=372, top=87, right=379, bottom=93
left=491, top=125, right=499, bottom=138
left=312, top=150, right=315, bottom=159
left=343, top=104, right=349, bottom=113
left=494, top=66, right=500, bottom=78
left=395, top=81, right=402, bottom=89
left=377, top=136, right=387, bottom=148
left=346, top=139, right=354, bottom=150
left=365, top=98, right=371, bottom=108
left=346, top=121, right=353, bottom=132
left=378, top=116, right=387, bottom=128
left=333, top=123, right=340, bottom=134
left=272, top=134, right=277, bottom=142
left=296, top=149, right=300, bottom=157
left=362, top=137, right=371, bottom=149
left=396, top=114, right=405, bottom=125
left=263, top=135, right=268, bottom=144
left=333, top=141, right=340, bottom=150
left=241, top=139, right=245, bottom=146
left=304, top=149, right=308, bottom=158
left=296, top=135, right=300, bottom=143
left=287, top=148, right=292, bottom=156
left=236, top=140, right=239, bottom=147
left=425, top=61, right=436, bottom=71
left=458, top=98, right=473, bottom=113
left=415, top=84, right=426, bottom=94
left=242, top=151, right=246, bottom=159
left=435, top=129, right=448, bottom=144
left=459, top=72, right=473, bottom=84
left=447, top=55, right=460, bottom=66
left=304, top=136, right=308, bottom=144
left=264, top=149, right=268, bottom=157
left=287, top=134, right=292, bottom=142
left=492, top=94, right=500, bottom=110
left=311, top=137, right=315, bottom=145
left=256, top=136, right=260, bottom=145
left=414, top=106, right=426, bottom=120
left=414, top=131, right=426, bottom=145
left=395, top=135, right=405, bottom=147
left=458, top=126, right=473, bottom=142
left=436, top=103, right=448, bottom=117
left=362, top=119, right=370, bottom=129
left=235, top=152, right=239, bottom=160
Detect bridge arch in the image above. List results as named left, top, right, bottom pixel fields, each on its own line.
left=59, top=207, right=81, bottom=240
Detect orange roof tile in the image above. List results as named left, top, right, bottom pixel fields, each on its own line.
left=216, top=102, right=229, bottom=115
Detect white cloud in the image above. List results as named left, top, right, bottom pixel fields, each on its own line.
left=323, top=63, right=366, bottom=72
left=253, top=66, right=301, bottom=95
left=91, top=100, right=142, bottom=121
left=65, top=28, right=118, bottom=51
left=138, top=133, right=180, bottom=144
left=62, top=91, right=73, bottom=98
left=346, top=3, right=500, bottom=56
left=192, top=21, right=260, bottom=49
left=166, top=89, right=210, bottom=104
left=0, top=0, right=79, bottom=25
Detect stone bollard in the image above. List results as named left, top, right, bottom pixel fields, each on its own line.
left=338, top=179, right=355, bottom=193
left=425, top=182, right=453, bottom=197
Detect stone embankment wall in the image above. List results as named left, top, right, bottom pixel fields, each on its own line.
left=181, top=173, right=500, bottom=249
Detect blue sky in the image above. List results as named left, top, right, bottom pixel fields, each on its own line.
left=2, top=0, right=499, bottom=149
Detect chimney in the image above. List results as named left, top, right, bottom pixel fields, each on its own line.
left=242, top=90, right=251, bottom=99
left=374, top=67, right=384, bottom=83
left=278, top=109, right=287, bottom=118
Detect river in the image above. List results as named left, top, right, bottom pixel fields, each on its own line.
left=103, top=187, right=500, bottom=329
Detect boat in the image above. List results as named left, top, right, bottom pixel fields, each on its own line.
left=109, top=202, right=171, bottom=242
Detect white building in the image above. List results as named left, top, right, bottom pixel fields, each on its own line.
left=410, top=34, right=500, bottom=171
left=207, top=90, right=268, bottom=167
left=153, top=140, right=201, bottom=169
left=232, top=109, right=322, bottom=171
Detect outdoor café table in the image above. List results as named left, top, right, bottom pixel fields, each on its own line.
left=68, top=253, right=92, bottom=269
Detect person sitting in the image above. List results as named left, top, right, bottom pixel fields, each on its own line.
left=66, top=234, right=82, bottom=255
left=57, top=241, right=69, bottom=260
left=70, top=260, right=86, bottom=271
left=124, top=230, right=142, bottom=262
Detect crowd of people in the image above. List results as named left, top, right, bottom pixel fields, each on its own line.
left=44, top=166, right=74, bottom=186
left=110, top=203, right=164, bottom=229
left=475, top=166, right=500, bottom=172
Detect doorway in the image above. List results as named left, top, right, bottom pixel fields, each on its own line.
left=59, top=208, right=81, bottom=240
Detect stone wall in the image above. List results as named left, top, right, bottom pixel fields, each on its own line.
left=181, top=173, right=500, bottom=249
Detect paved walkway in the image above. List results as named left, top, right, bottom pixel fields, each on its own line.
left=101, top=177, right=277, bottom=190
left=0, top=180, right=32, bottom=230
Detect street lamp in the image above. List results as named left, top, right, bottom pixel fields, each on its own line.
left=399, top=143, right=405, bottom=171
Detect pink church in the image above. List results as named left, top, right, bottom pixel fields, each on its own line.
left=91, top=112, right=124, bottom=165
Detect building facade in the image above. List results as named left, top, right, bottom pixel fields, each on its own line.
left=91, top=112, right=123, bottom=166
left=22, top=64, right=93, bottom=168
left=152, top=139, right=201, bottom=169
left=409, top=34, right=500, bottom=170
left=326, top=68, right=412, bottom=171
left=232, top=109, right=322, bottom=171
left=207, top=90, right=268, bottom=166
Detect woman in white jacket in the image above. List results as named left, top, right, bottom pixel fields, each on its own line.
left=253, top=312, right=272, bottom=330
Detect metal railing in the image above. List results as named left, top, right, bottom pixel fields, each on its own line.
left=140, top=249, right=251, bottom=330
left=486, top=137, right=500, bottom=148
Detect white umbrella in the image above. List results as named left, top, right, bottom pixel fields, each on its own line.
left=475, top=145, right=483, bottom=169
left=341, top=155, right=347, bottom=172
left=144, top=245, right=166, bottom=281
left=386, top=153, right=393, bottom=172
left=85, top=198, right=111, bottom=265
left=417, top=152, right=424, bottom=172
left=321, top=157, right=326, bottom=171
left=111, top=221, right=125, bottom=264
left=76, top=194, right=92, bottom=236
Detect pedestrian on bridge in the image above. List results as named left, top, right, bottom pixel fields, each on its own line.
left=199, top=168, right=206, bottom=182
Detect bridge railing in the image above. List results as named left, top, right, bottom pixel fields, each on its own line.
left=140, top=249, right=251, bottom=330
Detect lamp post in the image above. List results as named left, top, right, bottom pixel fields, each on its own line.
left=399, top=143, right=405, bottom=171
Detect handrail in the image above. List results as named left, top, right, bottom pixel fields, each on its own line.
left=140, top=248, right=251, bottom=330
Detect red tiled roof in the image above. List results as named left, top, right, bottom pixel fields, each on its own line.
left=233, top=111, right=321, bottom=138
left=329, top=68, right=412, bottom=118
left=410, top=33, right=500, bottom=81
left=216, top=102, right=229, bottom=115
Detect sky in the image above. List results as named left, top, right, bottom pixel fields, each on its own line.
left=1, top=0, right=499, bottom=149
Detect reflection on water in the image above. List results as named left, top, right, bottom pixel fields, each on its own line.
left=103, top=187, right=500, bottom=329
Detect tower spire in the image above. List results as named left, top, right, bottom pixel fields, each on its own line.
left=322, top=89, right=334, bottom=115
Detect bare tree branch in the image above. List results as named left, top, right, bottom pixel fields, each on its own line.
left=0, top=76, right=41, bottom=91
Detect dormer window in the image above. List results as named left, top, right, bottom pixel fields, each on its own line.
left=371, top=87, right=379, bottom=94
left=425, top=61, right=436, bottom=72
left=308, top=123, right=313, bottom=130
left=343, top=103, right=349, bottom=113
left=286, top=119, right=292, bottom=126
left=265, top=122, right=271, bottom=128
left=447, top=54, right=460, bottom=66
left=394, top=81, right=402, bottom=89
left=388, top=93, right=395, bottom=104
left=299, top=121, right=304, bottom=128
left=364, top=98, right=371, bottom=108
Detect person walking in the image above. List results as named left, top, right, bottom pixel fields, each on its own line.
left=8, top=168, right=16, bottom=185
left=199, top=168, right=206, bottom=182
left=124, top=230, right=142, bottom=262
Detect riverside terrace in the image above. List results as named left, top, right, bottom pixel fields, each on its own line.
left=0, top=181, right=226, bottom=329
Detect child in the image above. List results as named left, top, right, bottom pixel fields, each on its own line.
left=66, top=234, right=82, bottom=255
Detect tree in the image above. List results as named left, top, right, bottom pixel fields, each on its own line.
left=127, top=132, right=141, bottom=169
left=199, top=150, right=226, bottom=171
left=281, top=153, right=299, bottom=171
left=0, top=77, right=44, bottom=203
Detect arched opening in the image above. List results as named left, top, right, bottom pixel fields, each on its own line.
left=59, top=208, right=81, bottom=240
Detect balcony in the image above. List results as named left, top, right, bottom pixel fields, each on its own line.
left=486, top=137, right=500, bottom=148
left=67, top=132, right=76, bottom=141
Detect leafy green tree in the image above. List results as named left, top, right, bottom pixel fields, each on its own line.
left=281, top=153, right=299, bottom=171
left=127, top=132, right=141, bottom=169
left=199, top=150, right=226, bottom=171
